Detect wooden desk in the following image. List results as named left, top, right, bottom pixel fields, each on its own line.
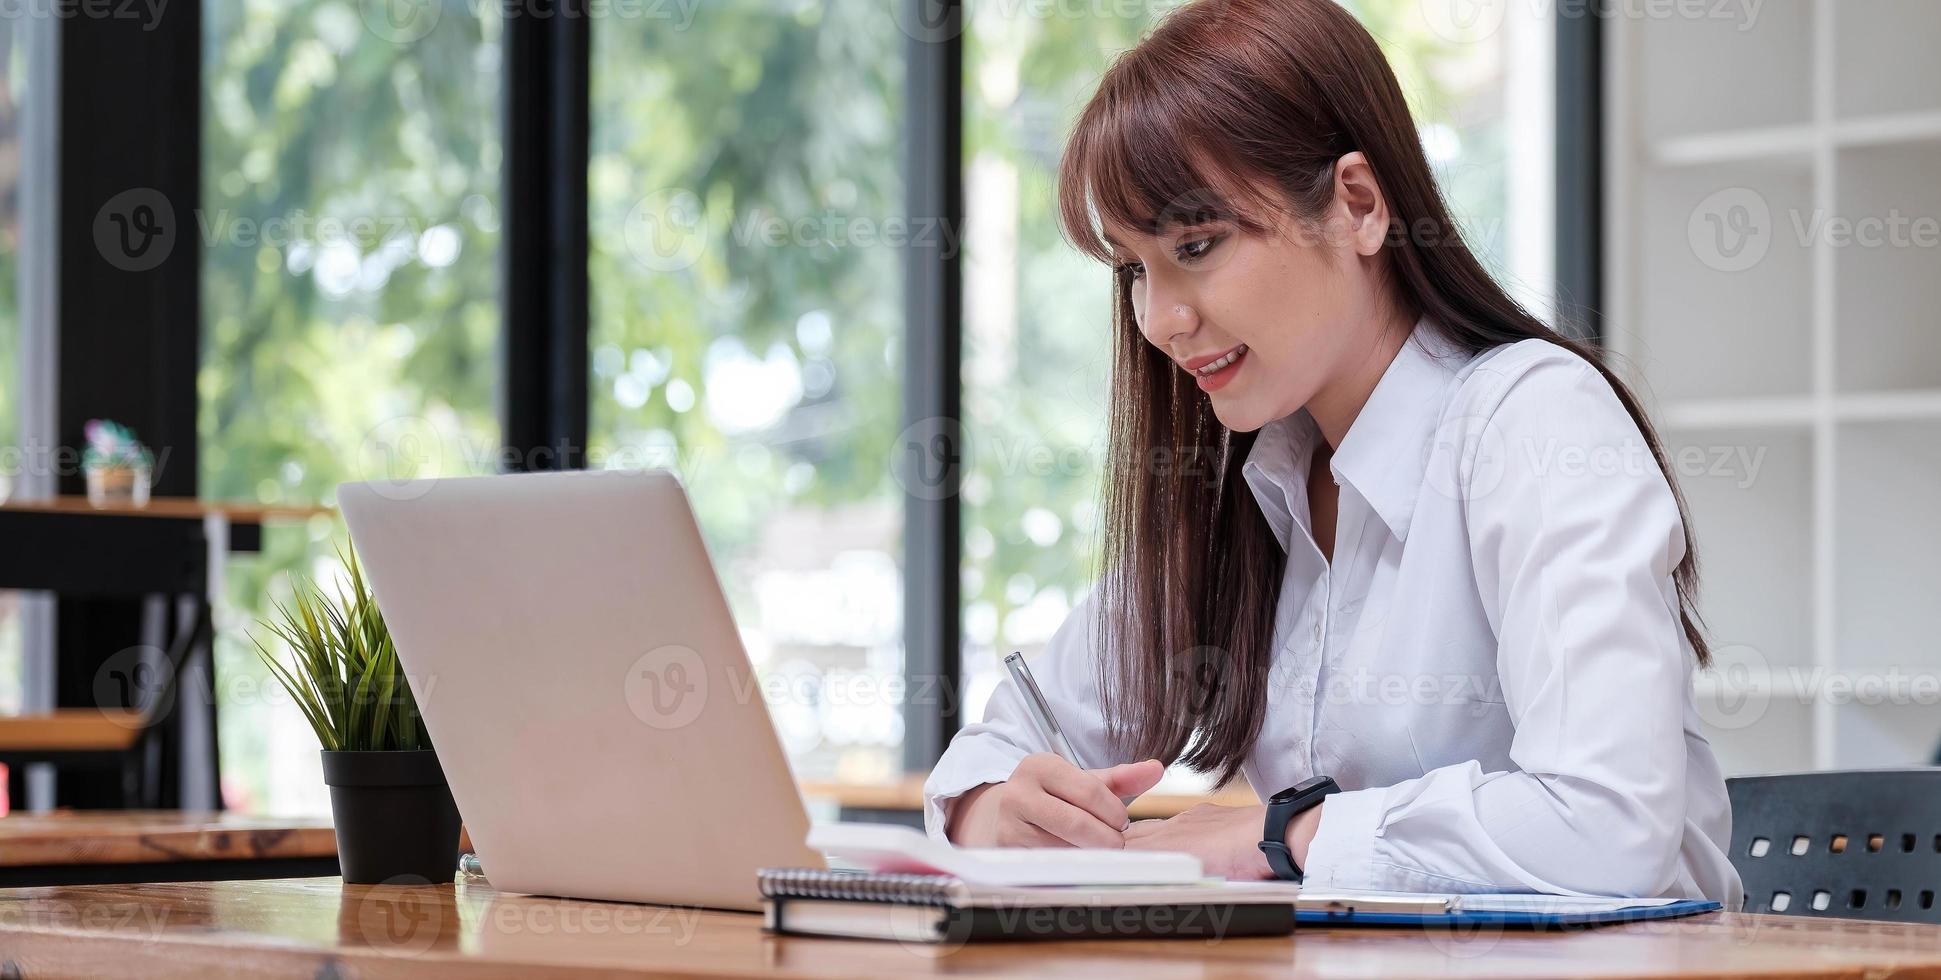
left=4, top=876, right=1941, bottom=978
left=0, top=810, right=339, bottom=888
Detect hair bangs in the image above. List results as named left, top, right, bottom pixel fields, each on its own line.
left=1057, top=58, right=1276, bottom=266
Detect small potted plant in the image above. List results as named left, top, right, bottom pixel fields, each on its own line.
left=81, top=419, right=154, bottom=508
left=253, top=545, right=461, bottom=885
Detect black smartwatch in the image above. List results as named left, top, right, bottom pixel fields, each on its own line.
left=1259, top=775, right=1338, bottom=882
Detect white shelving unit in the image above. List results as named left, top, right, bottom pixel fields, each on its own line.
left=1606, top=0, right=1941, bottom=775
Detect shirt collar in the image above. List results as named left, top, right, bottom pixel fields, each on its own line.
left=1241, top=318, right=1469, bottom=549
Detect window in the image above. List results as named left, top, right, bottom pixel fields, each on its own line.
left=958, top=3, right=1155, bottom=749
left=0, top=23, right=25, bottom=718
left=588, top=5, right=906, bottom=783
left=201, top=0, right=504, bottom=812
left=187, top=0, right=1559, bottom=812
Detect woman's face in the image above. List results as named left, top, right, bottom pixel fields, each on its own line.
left=1106, top=157, right=1396, bottom=435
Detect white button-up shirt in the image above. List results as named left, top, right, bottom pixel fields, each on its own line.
left=924, top=323, right=1744, bottom=905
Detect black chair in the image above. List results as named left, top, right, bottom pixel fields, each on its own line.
left=1728, top=770, right=1941, bottom=922
left=0, top=510, right=214, bottom=809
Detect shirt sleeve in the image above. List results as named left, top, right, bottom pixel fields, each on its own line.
left=920, top=588, right=1130, bottom=840
left=1299, top=354, right=1693, bottom=898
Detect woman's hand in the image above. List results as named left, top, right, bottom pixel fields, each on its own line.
left=946, top=754, right=1165, bottom=848
left=1122, top=802, right=1325, bottom=880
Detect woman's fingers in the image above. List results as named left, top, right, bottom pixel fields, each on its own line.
left=1018, top=793, right=1126, bottom=849
left=1037, top=761, right=1132, bottom=830
left=996, top=819, right=1072, bottom=848
left=1095, top=759, right=1166, bottom=799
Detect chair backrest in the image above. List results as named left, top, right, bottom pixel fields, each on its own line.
left=1728, top=770, right=1941, bottom=922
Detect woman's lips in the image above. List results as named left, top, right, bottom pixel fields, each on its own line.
left=1188, top=344, right=1249, bottom=393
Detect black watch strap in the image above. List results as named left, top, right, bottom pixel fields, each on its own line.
left=1259, top=775, right=1338, bottom=882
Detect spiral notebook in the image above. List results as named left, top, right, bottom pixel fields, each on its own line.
left=757, top=868, right=1302, bottom=942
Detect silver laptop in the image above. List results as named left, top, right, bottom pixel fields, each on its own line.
left=338, top=469, right=825, bottom=911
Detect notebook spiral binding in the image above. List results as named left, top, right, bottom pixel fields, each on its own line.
left=756, top=869, right=961, bottom=907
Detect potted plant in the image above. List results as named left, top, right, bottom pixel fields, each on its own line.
left=253, top=546, right=461, bottom=885
left=81, top=419, right=154, bottom=508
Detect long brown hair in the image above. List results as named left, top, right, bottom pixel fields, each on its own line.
left=1055, top=0, right=1709, bottom=785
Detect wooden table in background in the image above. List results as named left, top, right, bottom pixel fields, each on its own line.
left=5, top=876, right=1941, bottom=978
left=0, top=810, right=340, bottom=887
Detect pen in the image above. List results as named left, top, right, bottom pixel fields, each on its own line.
left=1003, top=650, right=1087, bottom=769
left=1004, top=651, right=1139, bottom=825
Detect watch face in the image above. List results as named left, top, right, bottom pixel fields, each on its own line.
left=1272, top=775, right=1333, bottom=804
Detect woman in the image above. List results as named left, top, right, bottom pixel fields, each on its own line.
left=923, top=0, right=1742, bottom=904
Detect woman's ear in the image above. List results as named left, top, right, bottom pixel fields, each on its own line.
left=1332, top=151, right=1391, bottom=257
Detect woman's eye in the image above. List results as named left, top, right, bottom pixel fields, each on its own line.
left=1174, top=235, right=1220, bottom=263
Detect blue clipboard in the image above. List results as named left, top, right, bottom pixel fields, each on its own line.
left=1296, top=898, right=1722, bottom=929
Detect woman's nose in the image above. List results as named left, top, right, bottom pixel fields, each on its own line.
left=1136, top=283, right=1198, bottom=347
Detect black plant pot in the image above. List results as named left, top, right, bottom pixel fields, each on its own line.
left=321, top=749, right=463, bottom=885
